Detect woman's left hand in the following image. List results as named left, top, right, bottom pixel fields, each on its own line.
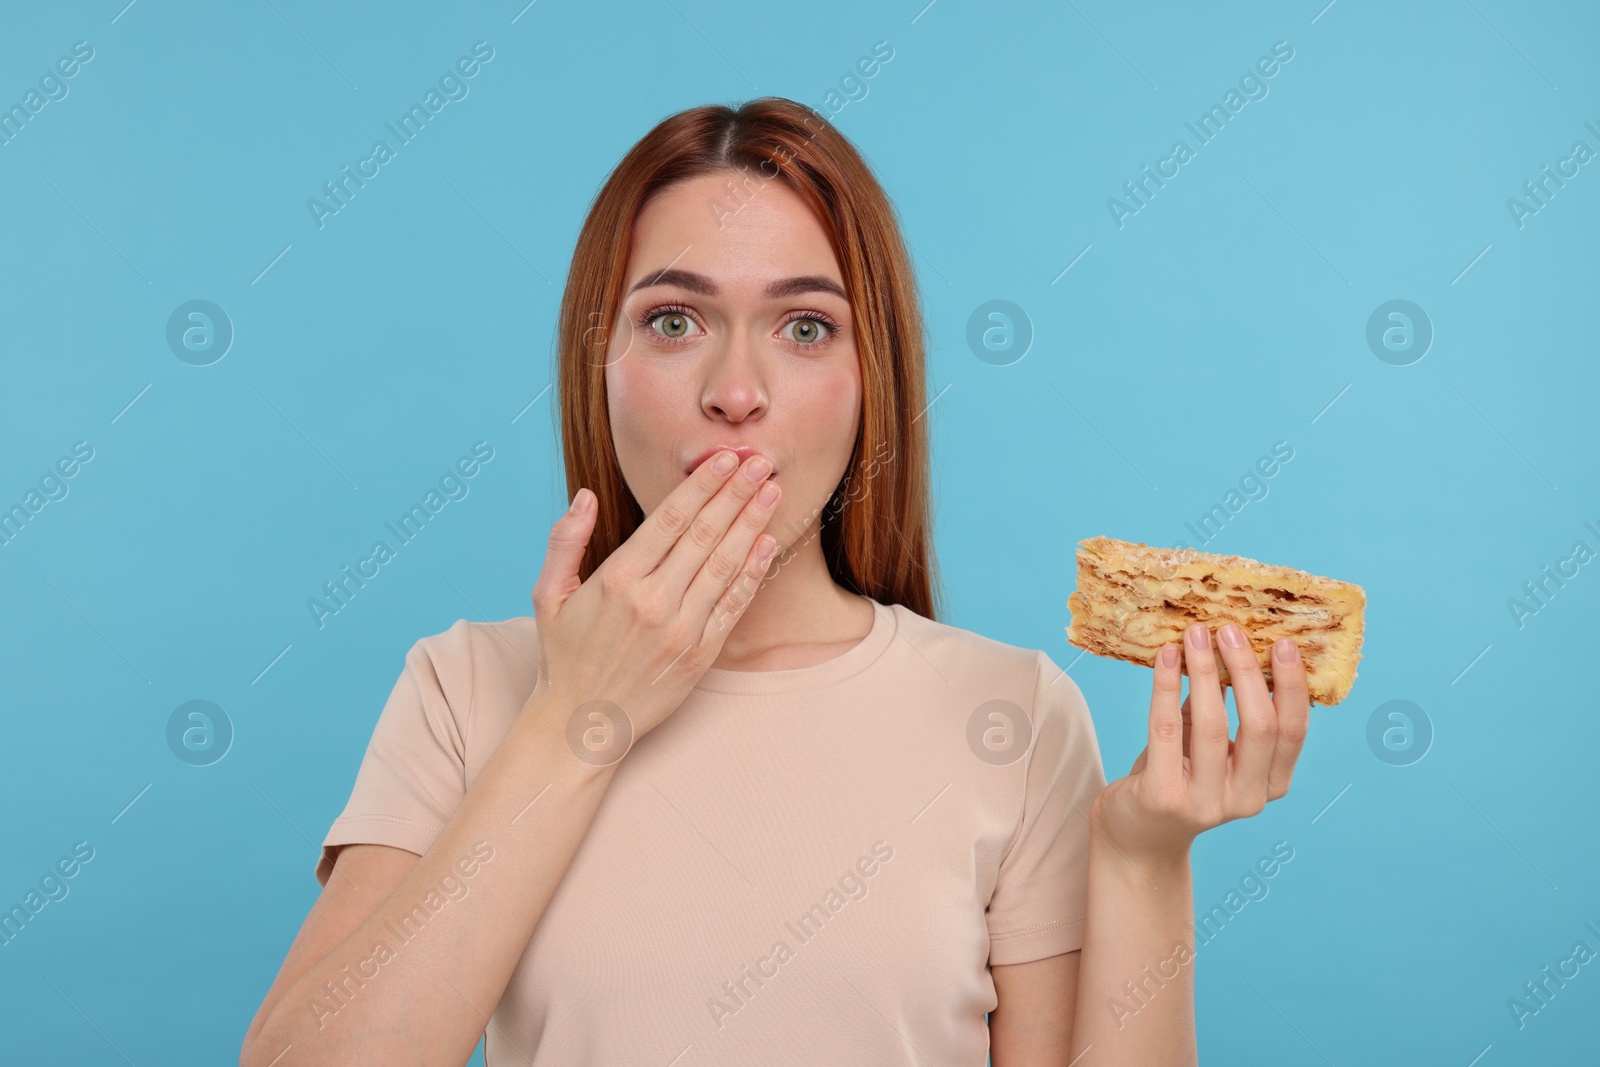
left=1089, top=620, right=1311, bottom=866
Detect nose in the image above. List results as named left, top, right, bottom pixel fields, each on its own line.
left=699, top=329, right=768, bottom=423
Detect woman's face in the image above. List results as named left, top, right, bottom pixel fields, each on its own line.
left=604, top=170, right=861, bottom=557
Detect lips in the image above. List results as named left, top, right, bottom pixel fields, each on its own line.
left=685, top=444, right=776, bottom=477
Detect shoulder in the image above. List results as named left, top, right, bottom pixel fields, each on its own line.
left=397, top=615, right=541, bottom=717
left=888, top=602, right=1036, bottom=666
left=885, top=602, right=1086, bottom=715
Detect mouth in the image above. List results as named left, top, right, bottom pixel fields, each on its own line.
left=685, top=444, right=777, bottom=478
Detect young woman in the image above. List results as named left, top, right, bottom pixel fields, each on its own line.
left=241, top=97, right=1310, bottom=1067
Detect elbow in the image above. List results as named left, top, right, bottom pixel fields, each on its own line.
left=239, top=1002, right=292, bottom=1067
left=238, top=1022, right=268, bottom=1067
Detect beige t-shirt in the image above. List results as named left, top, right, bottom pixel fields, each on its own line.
left=316, top=597, right=1107, bottom=1065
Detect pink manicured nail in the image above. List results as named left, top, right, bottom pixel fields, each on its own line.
left=1161, top=643, right=1180, bottom=667
left=1275, top=637, right=1298, bottom=663
left=1219, top=622, right=1245, bottom=648
left=1187, top=623, right=1208, bottom=649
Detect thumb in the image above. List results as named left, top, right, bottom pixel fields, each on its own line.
left=532, top=488, right=597, bottom=621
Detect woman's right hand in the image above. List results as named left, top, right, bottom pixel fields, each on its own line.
left=527, top=449, right=782, bottom=756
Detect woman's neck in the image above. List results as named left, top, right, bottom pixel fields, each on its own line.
left=707, top=530, right=873, bottom=672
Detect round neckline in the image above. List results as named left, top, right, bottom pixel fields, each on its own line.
left=692, top=598, right=898, bottom=695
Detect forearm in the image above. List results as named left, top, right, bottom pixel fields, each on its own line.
left=1068, top=833, right=1198, bottom=1066
left=243, top=695, right=616, bottom=1066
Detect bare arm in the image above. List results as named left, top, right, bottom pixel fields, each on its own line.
left=989, top=951, right=1080, bottom=1063
left=242, top=448, right=782, bottom=1066
left=240, top=844, right=418, bottom=1060
left=240, top=694, right=617, bottom=1066
left=990, top=851, right=1194, bottom=1066
left=990, top=625, right=1311, bottom=1066
left=988, top=850, right=1194, bottom=1067
left=1067, top=836, right=1196, bottom=1063
left=1066, top=625, right=1310, bottom=1065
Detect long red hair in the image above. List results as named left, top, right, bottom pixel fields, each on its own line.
left=554, top=97, right=942, bottom=622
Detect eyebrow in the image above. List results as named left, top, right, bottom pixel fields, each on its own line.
left=627, top=268, right=848, bottom=303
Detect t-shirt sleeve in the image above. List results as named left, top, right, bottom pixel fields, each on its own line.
left=314, top=619, right=475, bottom=887
left=985, top=650, right=1108, bottom=965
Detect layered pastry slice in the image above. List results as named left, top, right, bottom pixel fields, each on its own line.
left=1065, top=536, right=1366, bottom=705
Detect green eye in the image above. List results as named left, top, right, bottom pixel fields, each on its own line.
left=784, top=315, right=837, bottom=345
left=640, top=307, right=699, bottom=343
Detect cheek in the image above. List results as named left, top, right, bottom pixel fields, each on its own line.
left=789, top=368, right=860, bottom=499
left=604, top=365, right=652, bottom=471
left=605, top=361, right=686, bottom=507
left=812, top=365, right=861, bottom=433
left=602, top=369, right=623, bottom=443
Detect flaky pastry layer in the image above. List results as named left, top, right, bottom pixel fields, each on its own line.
left=1065, top=536, right=1365, bottom=705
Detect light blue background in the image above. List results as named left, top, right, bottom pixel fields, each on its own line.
left=3, top=0, right=1596, bottom=1063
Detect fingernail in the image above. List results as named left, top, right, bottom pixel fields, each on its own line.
left=1219, top=622, right=1245, bottom=648
left=1160, top=643, right=1180, bottom=667
left=757, top=480, right=779, bottom=506
left=1187, top=623, right=1209, bottom=649
left=745, top=455, right=773, bottom=481
left=1275, top=637, right=1298, bottom=663
left=568, top=488, right=591, bottom=514
left=757, top=535, right=776, bottom=560
left=713, top=451, right=738, bottom=475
